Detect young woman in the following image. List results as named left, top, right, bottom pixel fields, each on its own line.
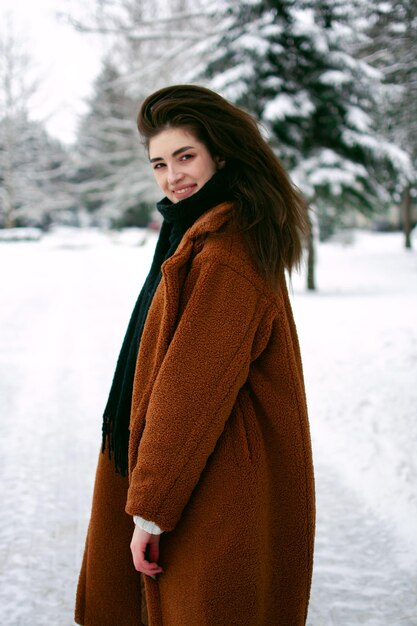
left=75, top=84, right=315, bottom=626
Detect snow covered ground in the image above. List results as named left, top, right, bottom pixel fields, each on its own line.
left=0, top=226, right=416, bottom=625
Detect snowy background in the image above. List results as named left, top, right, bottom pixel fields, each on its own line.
left=0, top=227, right=416, bottom=625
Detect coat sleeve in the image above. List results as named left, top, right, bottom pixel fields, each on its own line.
left=125, top=260, right=271, bottom=531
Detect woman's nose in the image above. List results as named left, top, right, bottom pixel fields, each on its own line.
left=167, top=165, right=183, bottom=185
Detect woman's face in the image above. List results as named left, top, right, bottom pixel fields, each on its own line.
left=148, top=127, right=221, bottom=203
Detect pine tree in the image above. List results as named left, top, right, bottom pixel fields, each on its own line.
left=207, top=0, right=408, bottom=228
left=71, top=0, right=216, bottom=228
left=201, top=0, right=410, bottom=287
left=74, top=59, right=155, bottom=227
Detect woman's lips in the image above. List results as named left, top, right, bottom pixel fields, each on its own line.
left=172, top=184, right=197, bottom=200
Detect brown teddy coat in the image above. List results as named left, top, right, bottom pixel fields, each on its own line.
left=75, top=201, right=315, bottom=626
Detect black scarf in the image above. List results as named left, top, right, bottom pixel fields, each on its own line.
left=102, top=171, right=231, bottom=475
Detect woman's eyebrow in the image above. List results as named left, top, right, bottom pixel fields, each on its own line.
left=149, top=145, right=195, bottom=163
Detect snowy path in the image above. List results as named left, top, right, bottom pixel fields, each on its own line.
left=0, top=228, right=416, bottom=625
left=309, top=469, right=417, bottom=626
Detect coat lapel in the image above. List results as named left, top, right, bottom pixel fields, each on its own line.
left=159, top=201, right=234, bottom=345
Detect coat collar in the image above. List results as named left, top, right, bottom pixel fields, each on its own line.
left=161, top=201, right=234, bottom=284
left=186, top=201, right=235, bottom=240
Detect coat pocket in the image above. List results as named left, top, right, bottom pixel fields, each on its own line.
left=230, top=386, right=261, bottom=468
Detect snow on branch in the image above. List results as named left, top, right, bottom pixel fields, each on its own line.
left=264, top=92, right=315, bottom=122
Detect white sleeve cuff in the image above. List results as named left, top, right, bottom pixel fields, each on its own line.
left=133, top=515, right=163, bottom=535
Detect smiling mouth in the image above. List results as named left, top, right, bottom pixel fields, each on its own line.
left=173, top=185, right=197, bottom=197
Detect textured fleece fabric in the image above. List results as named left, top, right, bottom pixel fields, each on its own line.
left=75, top=201, right=315, bottom=626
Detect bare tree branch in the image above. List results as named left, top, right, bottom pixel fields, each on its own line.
left=65, top=17, right=215, bottom=40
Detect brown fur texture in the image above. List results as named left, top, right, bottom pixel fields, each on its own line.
left=75, top=202, right=315, bottom=626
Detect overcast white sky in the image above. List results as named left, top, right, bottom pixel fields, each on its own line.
left=0, top=0, right=105, bottom=143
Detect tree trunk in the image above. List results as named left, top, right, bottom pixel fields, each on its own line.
left=4, top=202, right=15, bottom=229
left=307, top=214, right=316, bottom=291
left=3, top=145, right=15, bottom=229
left=402, top=184, right=412, bottom=249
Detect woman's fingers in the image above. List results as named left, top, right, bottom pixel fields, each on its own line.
left=131, top=543, right=162, bottom=574
left=131, top=546, right=159, bottom=571
left=132, top=549, right=163, bottom=575
left=138, top=560, right=162, bottom=576
left=130, top=525, right=163, bottom=576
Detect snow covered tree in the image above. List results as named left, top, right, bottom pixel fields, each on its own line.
left=0, top=114, right=77, bottom=230
left=359, top=0, right=417, bottom=248
left=69, top=0, right=218, bottom=227
left=70, top=0, right=221, bottom=224
left=0, top=113, right=76, bottom=231
left=201, top=0, right=410, bottom=288
left=0, top=17, right=75, bottom=228
left=205, top=0, right=406, bottom=223
left=74, top=58, right=155, bottom=227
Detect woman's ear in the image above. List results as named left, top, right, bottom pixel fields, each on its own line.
left=214, top=156, right=226, bottom=170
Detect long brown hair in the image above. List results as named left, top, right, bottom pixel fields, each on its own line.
left=137, top=84, right=308, bottom=283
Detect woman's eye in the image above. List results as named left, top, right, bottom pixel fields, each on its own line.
left=180, top=154, right=193, bottom=161
left=153, top=162, right=165, bottom=170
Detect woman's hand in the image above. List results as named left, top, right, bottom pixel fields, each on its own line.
left=130, top=525, right=163, bottom=578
